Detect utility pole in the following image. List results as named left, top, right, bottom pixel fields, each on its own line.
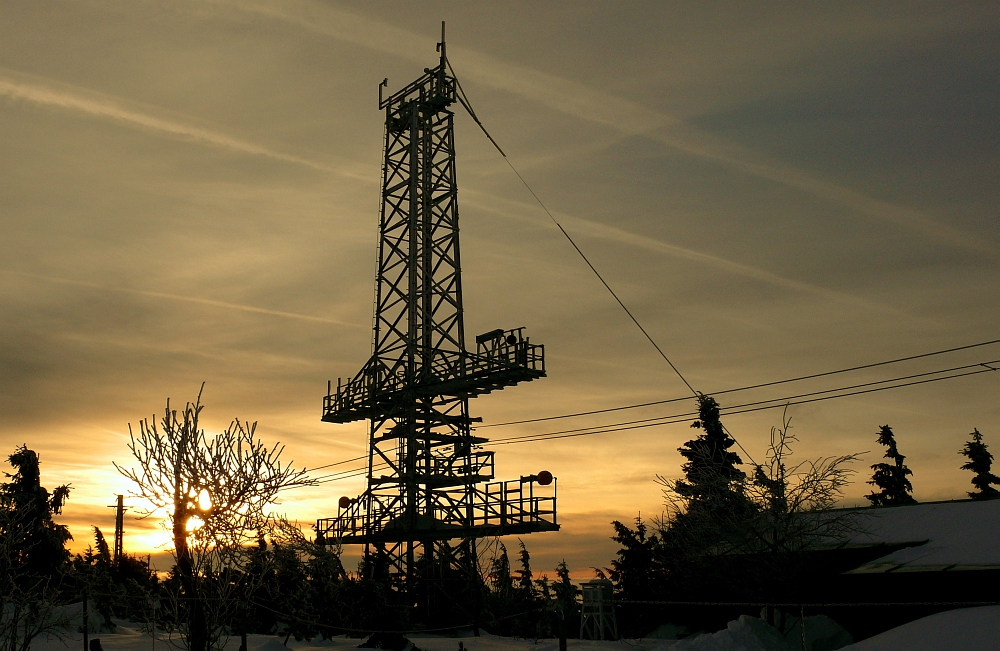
left=107, top=495, right=128, bottom=564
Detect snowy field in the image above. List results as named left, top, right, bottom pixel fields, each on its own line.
left=33, top=629, right=669, bottom=651
left=31, top=606, right=1000, bottom=651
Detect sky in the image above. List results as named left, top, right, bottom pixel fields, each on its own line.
left=1, top=1, right=998, bottom=578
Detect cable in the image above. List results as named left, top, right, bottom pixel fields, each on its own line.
left=448, top=64, right=1000, bottom=468
left=305, top=454, right=368, bottom=473
left=312, top=467, right=373, bottom=483
left=313, top=456, right=385, bottom=479
left=488, top=363, right=997, bottom=446
left=311, top=460, right=390, bottom=484
left=452, top=58, right=765, bottom=465
left=498, top=361, right=999, bottom=443
left=480, top=338, right=1000, bottom=428
left=318, top=61, right=1000, bottom=485
left=487, top=358, right=1000, bottom=444
left=299, top=360, right=997, bottom=483
left=448, top=58, right=696, bottom=398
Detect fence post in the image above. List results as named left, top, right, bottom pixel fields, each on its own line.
left=82, top=589, right=89, bottom=651
left=800, top=606, right=807, bottom=651
left=151, top=595, right=156, bottom=651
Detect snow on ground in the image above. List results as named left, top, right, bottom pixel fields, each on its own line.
left=31, top=628, right=677, bottom=651
left=838, top=606, right=1000, bottom=651
left=28, top=606, right=1000, bottom=651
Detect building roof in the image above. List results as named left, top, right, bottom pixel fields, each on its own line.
left=840, top=499, right=1000, bottom=573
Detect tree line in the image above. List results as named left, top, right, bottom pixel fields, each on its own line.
left=0, top=390, right=581, bottom=650
left=2, top=391, right=997, bottom=648
left=605, top=395, right=1000, bottom=636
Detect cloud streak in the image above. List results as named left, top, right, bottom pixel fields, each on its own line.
left=210, top=0, right=994, bottom=255
left=0, top=71, right=343, bottom=175
left=4, top=270, right=357, bottom=326
left=461, top=189, right=919, bottom=320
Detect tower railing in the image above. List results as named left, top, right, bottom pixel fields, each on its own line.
left=323, top=329, right=545, bottom=422
left=316, top=477, right=557, bottom=544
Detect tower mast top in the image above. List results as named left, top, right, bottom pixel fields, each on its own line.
left=437, top=21, right=447, bottom=68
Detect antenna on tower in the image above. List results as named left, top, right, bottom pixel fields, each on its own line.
left=436, top=20, right=446, bottom=66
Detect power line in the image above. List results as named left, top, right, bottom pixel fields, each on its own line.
left=311, top=460, right=389, bottom=483
left=313, top=469, right=369, bottom=485
left=311, top=64, right=1000, bottom=487
left=450, top=60, right=761, bottom=465
left=305, top=454, right=367, bottom=473
left=489, top=361, right=998, bottom=446
left=487, top=357, right=1000, bottom=442
left=304, top=342, right=1000, bottom=483
left=299, top=359, right=998, bottom=484
left=496, top=359, right=999, bottom=443
left=449, top=58, right=697, bottom=398
left=480, top=338, right=1000, bottom=428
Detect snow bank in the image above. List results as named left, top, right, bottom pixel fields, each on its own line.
left=3, top=600, right=107, bottom=634
left=839, top=606, right=1000, bottom=651
left=21, top=607, right=998, bottom=651
left=256, top=639, right=294, bottom=651
left=33, top=630, right=675, bottom=651
left=670, top=615, right=793, bottom=651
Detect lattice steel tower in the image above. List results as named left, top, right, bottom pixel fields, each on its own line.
left=317, top=25, right=558, bottom=619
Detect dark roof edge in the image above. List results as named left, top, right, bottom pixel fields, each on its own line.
left=825, top=496, right=995, bottom=514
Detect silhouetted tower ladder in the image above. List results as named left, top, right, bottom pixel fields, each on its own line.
left=317, top=23, right=558, bottom=621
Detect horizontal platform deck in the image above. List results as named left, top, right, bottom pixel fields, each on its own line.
left=323, top=341, right=545, bottom=423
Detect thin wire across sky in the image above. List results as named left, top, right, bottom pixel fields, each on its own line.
left=306, top=347, right=999, bottom=484
left=304, top=61, right=1000, bottom=486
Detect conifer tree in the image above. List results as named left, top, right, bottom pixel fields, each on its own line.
left=650, top=395, right=755, bottom=618
left=959, top=428, right=1000, bottom=500
left=554, top=560, right=578, bottom=612
left=501, top=539, right=544, bottom=638
left=1, top=446, right=72, bottom=575
left=608, top=516, right=664, bottom=637
left=866, top=425, right=917, bottom=506
left=675, top=395, right=746, bottom=504
left=515, top=538, right=535, bottom=597
left=1, top=446, right=73, bottom=651
left=306, top=540, right=349, bottom=639
left=553, top=560, right=579, bottom=648
left=489, top=542, right=514, bottom=597
left=484, top=542, right=517, bottom=634
left=86, top=527, right=116, bottom=630
left=533, top=575, right=553, bottom=638
left=608, top=516, right=661, bottom=602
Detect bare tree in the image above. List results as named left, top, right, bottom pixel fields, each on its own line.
left=658, top=406, right=862, bottom=549
left=654, top=404, right=863, bottom=618
left=115, top=386, right=314, bottom=651
left=742, top=408, right=863, bottom=627
left=746, top=407, right=863, bottom=554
